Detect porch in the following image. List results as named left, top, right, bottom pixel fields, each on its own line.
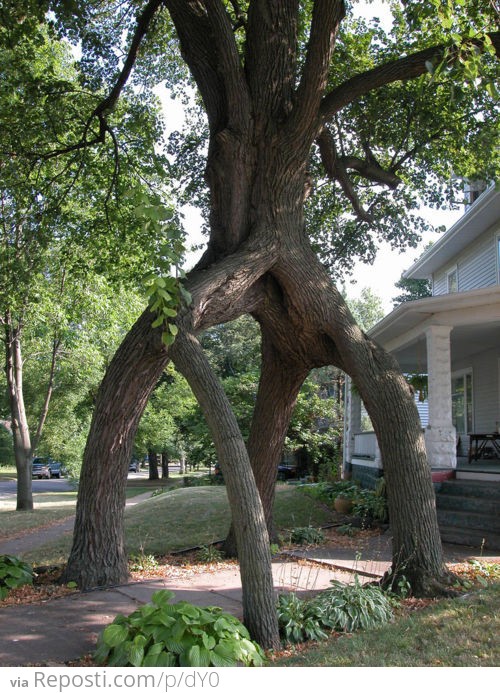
left=347, top=431, right=500, bottom=485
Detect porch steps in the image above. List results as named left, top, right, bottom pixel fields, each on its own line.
left=435, top=480, right=500, bottom=551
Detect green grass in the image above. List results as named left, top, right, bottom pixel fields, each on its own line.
left=14, top=484, right=336, bottom=565
left=0, top=492, right=78, bottom=539
left=271, top=582, right=500, bottom=667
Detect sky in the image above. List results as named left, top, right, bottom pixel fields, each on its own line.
left=158, top=1, right=463, bottom=315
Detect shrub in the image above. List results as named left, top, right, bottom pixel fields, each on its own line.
left=288, top=526, right=325, bottom=545
left=0, top=555, right=33, bottom=599
left=94, top=590, right=265, bottom=667
left=351, top=479, right=388, bottom=524
left=277, top=578, right=393, bottom=644
left=197, top=544, right=224, bottom=563
left=277, top=592, right=329, bottom=644
left=315, top=578, right=393, bottom=632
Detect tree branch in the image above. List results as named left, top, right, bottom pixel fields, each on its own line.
left=316, top=127, right=372, bottom=222
left=93, top=0, right=165, bottom=119
left=321, top=31, right=500, bottom=119
left=165, top=0, right=231, bottom=132
left=290, top=0, right=346, bottom=135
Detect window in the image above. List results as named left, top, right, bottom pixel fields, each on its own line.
left=451, top=370, right=473, bottom=435
left=446, top=266, right=458, bottom=293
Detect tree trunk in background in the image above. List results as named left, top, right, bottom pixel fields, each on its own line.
left=148, top=451, right=159, bottom=480
left=4, top=315, right=32, bottom=511
left=161, top=452, right=169, bottom=478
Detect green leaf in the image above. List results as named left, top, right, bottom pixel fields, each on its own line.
left=103, top=624, right=129, bottom=648
left=151, top=315, right=164, bottom=329
left=128, top=642, right=145, bottom=667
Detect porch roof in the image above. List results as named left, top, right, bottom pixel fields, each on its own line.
left=368, top=286, right=500, bottom=371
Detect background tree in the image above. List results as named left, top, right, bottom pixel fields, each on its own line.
left=393, top=275, right=433, bottom=306
left=0, top=7, right=177, bottom=508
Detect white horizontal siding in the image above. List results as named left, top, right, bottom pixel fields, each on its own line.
left=431, top=226, right=499, bottom=296
left=458, top=232, right=497, bottom=292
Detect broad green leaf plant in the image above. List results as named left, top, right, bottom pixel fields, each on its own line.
left=94, top=589, right=265, bottom=667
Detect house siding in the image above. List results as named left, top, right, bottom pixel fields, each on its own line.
left=451, top=348, right=500, bottom=457
left=432, top=225, right=499, bottom=296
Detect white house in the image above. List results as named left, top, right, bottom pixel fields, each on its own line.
left=344, top=183, right=500, bottom=486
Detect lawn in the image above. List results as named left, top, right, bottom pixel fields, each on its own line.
left=12, top=483, right=337, bottom=564
left=271, top=581, right=500, bottom=667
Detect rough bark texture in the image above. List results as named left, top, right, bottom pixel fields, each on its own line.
left=63, top=311, right=169, bottom=588
left=171, top=329, right=280, bottom=649
left=4, top=315, right=33, bottom=511
left=64, top=0, right=481, bottom=644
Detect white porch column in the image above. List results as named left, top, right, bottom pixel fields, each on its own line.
left=424, top=324, right=456, bottom=468
left=343, top=376, right=362, bottom=473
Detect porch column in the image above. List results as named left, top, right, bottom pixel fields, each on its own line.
left=343, top=376, right=362, bottom=476
left=424, top=324, right=456, bottom=468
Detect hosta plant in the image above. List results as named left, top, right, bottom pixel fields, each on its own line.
left=94, top=590, right=265, bottom=667
left=277, top=577, right=394, bottom=644
left=0, top=554, right=33, bottom=599
left=288, top=526, right=325, bottom=546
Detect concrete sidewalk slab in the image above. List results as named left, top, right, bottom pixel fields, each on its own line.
left=0, top=558, right=365, bottom=667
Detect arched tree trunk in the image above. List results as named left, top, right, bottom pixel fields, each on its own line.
left=63, top=311, right=169, bottom=588
left=224, top=328, right=308, bottom=555
left=272, top=242, right=453, bottom=595
left=171, top=329, right=280, bottom=650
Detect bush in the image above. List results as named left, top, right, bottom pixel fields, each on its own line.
left=277, top=592, right=329, bottom=643
left=0, top=555, right=33, bottom=599
left=288, top=526, right=325, bottom=545
left=94, top=590, right=265, bottom=667
left=351, top=479, right=388, bottom=525
left=315, top=578, right=393, bottom=632
left=277, top=578, right=393, bottom=644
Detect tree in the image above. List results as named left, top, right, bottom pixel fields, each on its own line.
left=393, top=275, right=433, bottom=306
left=48, top=0, right=499, bottom=648
left=0, top=9, right=174, bottom=508
left=346, top=288, right=385, bottom=330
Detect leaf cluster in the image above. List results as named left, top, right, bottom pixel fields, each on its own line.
left=94, top=589, right=265, bottom=667
left=0, top=554, right=34, bottom=600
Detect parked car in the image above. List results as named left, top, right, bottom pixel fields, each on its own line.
left=47, top=461, right=65, bottom=478
left=31, top=459, right=51, bottom=479
left=128, top=460, right=140, bottom=473
left=31, top=457, right=65, bottom=479
left=277, top=463, right=298, bottom=481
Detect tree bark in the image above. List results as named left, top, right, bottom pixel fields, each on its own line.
left=171, top=328, right=281, bottom=650
left=63, top=310, right=169, bottom=588
left=148, top=451, right=159, bottom=480
left=4, top=314, right=33, bottom=511
left=272, top=241, right=452, bottom=595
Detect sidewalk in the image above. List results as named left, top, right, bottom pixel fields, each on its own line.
left=1, top=528, right=498, bottom=667
left=0, top=557, right=369, bottom=667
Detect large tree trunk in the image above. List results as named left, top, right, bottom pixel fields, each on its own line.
left=171, top=329, right=280, bottom=650
left=224, top=328, right=308, bottom=555
left=63, top=311, right=170, bottom=588
left=4, top=314, right=33, bottom=511
left=272, top=242, right=453, bottom=595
